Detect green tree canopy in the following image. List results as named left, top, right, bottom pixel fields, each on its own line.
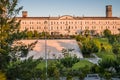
left=103, top=29, right=112, bottom=38
left=81, top=39, right=99, bottom=55
left=0, top=0, right=24, bottom=70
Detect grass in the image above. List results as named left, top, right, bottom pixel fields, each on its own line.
left=36, top=59, right=94, bottom=70
left=95, top=38, right=116, bottom=59
left=72, top=60, right=94, bottom=70
left=94, top=38, right=116, bottom=60
left=36, top=61, right=46, bottom=70
left=96, top=51, right=116, bottom=60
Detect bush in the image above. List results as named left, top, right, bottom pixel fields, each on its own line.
left=82, top=39, right=99, bottom=55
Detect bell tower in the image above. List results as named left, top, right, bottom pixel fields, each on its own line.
left=106, top=5, right=112, bottom=17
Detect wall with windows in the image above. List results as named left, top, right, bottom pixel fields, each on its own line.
left=17, top=15, right=120, bottom=35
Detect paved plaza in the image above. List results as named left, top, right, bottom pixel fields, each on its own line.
left=20, top=39, right=83, bottom=59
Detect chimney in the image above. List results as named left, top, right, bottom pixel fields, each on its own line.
left=22, top=11, right=28, bottom=17
left=106, top=5, right=112, bottom=17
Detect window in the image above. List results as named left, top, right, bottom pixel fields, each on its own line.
left=37, top=26, right=41, bottom=29
left=57, top=26, right=58, bottom=30
left=94, top=26, right=96, bottom=29
left=71, top=26, right=73, bottom=29
left=69, top=26, right=70, bottom=29
left=75, top=26, right=77, bottom=29
left=75, top=22, right=77, bottom=24
left=51, top=22, right=53, bottom=25
left=51, top=26, right=53, bottom=30
left=61, top=26, right=62, bottom=29
left=22, top=22, right=24, bottom=24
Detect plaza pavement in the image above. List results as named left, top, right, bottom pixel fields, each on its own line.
left=20, top=39, right=83, bottom=59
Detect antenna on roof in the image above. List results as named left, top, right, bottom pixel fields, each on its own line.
left=58, top=15, right=60, bottom=17
left=49, top=14, right=50, bottom=17
left=73, top=14, right=75, bottom=17
left=82, top=14, right=84, bottom=17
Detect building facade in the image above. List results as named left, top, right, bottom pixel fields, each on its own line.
left=17, top=5, right=120, bottom=35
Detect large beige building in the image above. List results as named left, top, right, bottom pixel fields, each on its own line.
left=17, top=5, right=120, bottom=35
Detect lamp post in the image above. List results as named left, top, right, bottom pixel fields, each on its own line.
left=44, top=21, right=47, bottom=79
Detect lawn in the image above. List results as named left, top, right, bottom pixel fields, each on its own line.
left=36, top=60, right=46, bottom=70
left=36, top=59, right=94, bottom=70
left=72, top=60, right=94, bottom=70
left=94, top=38, right=116, bottom=60
left=96, top=51, right=116, bottom=60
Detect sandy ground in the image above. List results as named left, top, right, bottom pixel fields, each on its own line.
left=19, top=39, right=83, bottom=59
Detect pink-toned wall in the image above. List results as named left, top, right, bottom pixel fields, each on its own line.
left=17, top=15, right=120, bottom=35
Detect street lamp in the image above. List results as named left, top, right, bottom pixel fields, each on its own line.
left=44, top=21, right=47, bottom=79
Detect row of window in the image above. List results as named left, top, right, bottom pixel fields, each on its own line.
left=22, top=21, right=120, bottom=25
left=22, top=26, right=118, bottom=30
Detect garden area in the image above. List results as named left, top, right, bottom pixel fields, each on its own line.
left=0, top=0, right=120, bottom=79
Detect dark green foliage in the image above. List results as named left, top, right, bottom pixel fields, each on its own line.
left=75, top=35, right=85, bottom=41
left=6, top=57, right=41, bottom=80
left=99, top=58, right=116, bottom=69
left=60, top=56, right=79, bottom=68
left=100, top=43, right=106, bottom=52
left=26, top=31, right=34, bottom=39
left=113, top=56, right=120, bottom=73
left=60, top=49, right=80, bottom=68
left=103, top=29, right=120, bottom=44
left=103, top=29, right=112, bottom=38
left=82, top=39, right=99, bottom=55
left=84, top=29, right=90, bottom=37
left=112, top=42, right=120, bottom=55
left=108, top=35, right=117, bottom=44
left=0, top=1, right=41, bottom=80
left=0, top=0, right=23, bottom=70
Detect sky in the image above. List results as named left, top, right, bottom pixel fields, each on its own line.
left=17, top=0, right=120, bottom=17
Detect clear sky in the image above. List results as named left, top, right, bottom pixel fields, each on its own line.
left=17, top=0, right=120, bottom=17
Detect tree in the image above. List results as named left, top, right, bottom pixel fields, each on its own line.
left=108, top=35, right=117, bottom=44
left=103, top=29, right=111, bottom=38
left=112, top=42, right=120, bottom=56
left=60, top=49, right=79, bottom=68
left=90, top=30, right=96, bottom=36
left=0, top=0, right=39, bottom=80
left=81, top=39, right=99, bottom=55
left=84, top=29, right=90, bottom=37
left=33, top=30, right=39, bottom=38
left=98, top=58, right=120, bottom=79
left=75, top=35, right=86, bottom=42
left=26, top=31, right=33, bottom=39
left=118, top=28, right=120, bottom=34
left=114, top=56, right=120, bottom=74
left=6, top=57, right=41, bottom=80
left=47, top=61, right=60, bottom=80
left=0, top=0, right=23, bottom=70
